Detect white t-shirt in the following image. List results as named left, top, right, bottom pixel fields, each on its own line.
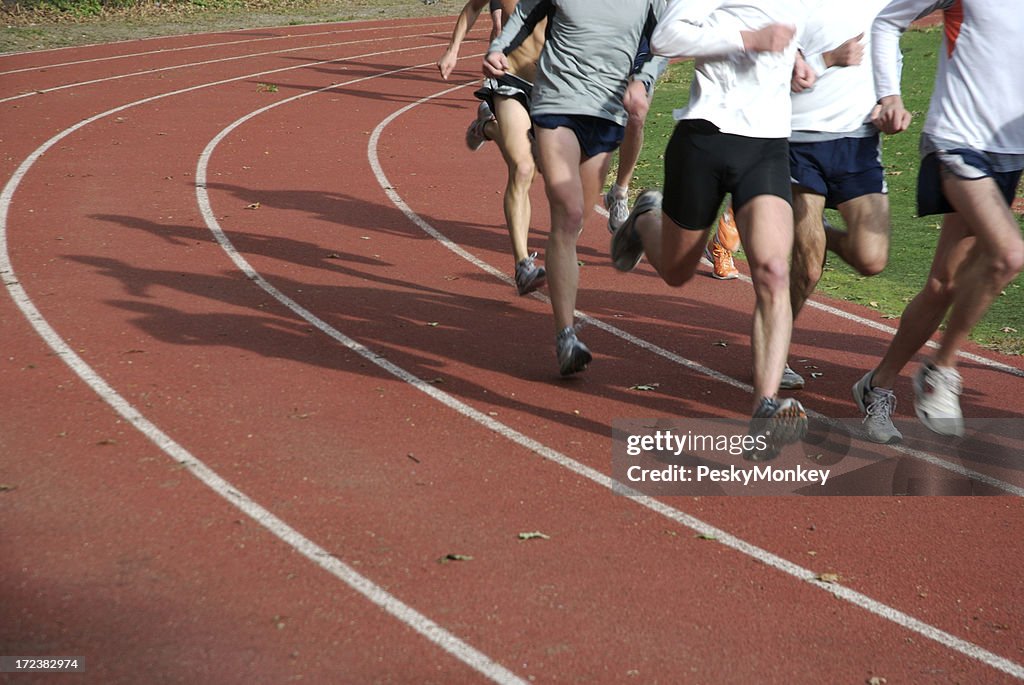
left=790, top=0, right=894, bottom=138
left=873, top=0, right=1024, bottom=154
left=652, top=0, right=823, bottom=138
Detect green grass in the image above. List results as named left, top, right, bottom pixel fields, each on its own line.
left=628, top=26, right=1023, bottom=355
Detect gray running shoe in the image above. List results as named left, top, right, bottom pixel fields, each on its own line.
left=556, top=326, right=592, bottom=376
left=610, top=189, right=662, bottom=272
left=780, top=363, right=805, bottom=390
left=514, top=252, right=546, bottom=296
left=913, top=363, right=964, bottom=436
left=604, top=189, right=630, bottom=234
left=852, top=371, right=903, bottom=444
left=465, top=101, right=494, bottom=151
left=744, top=396, right=809, bottom=461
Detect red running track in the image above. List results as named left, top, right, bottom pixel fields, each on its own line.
left=1, top=15, right=1023, bottom=685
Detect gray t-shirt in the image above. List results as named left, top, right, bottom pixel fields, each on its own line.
left=490, top=0, right=667, bottom=126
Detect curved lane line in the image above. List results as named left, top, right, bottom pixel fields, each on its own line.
left=0, top=31, right=440, bottom=104
left=1, top=51, right=528, bottom=685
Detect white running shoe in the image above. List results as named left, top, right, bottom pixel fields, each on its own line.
left=604, top=189, right=630, bottom=234
left=913, top=363, right=964, bottom=436
left=852, top=371, right=903, bottom=444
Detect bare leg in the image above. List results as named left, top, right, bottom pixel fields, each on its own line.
left=535, top=126, right=612, bottom=332
left=829, top=192, right=891, bottom=276
left=631, top=209, right=710, bottom=286
left=491, top=96, right=536, bottom=263
left=613, top=109, right=645, bottom=192
left=931, top=174, right=1024, bottom=368
left=870, top=216, right=973, bottom=389
left=735, top=195, right=796, bottom=407
left=789, top=189, right=827, bottom=318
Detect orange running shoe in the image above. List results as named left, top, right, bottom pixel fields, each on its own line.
left=716, top=204, right=740, bottom=252
left=704, top=235, right=739, bottom=280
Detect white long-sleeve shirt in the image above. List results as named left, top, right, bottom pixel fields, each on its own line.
left=873, top=0, right=1024, bottom=154
left=651, top=0, right=823, bottom=138
left=790, top=0, right=894, bottom=138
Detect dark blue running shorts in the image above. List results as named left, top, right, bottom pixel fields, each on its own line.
left=789, top=134, right=886, bottom=209
left=531, top=113, right=625, bottom=159
left=917, top=147, right=1024, bottom=216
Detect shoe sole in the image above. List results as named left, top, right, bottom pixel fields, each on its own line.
left=744, top=401, right=808, bottom=461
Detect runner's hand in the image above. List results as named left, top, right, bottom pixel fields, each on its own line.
left=791, top=52, right=816, bottom=92
left=483, top=51, right=508, bottom=78
left=742, top=23, right=796, bottom=53
left=871, top=95, right=912, bottom=134
left=824, top=33, right=864, bottom=68
left=437, top=49, right=458, bottom=80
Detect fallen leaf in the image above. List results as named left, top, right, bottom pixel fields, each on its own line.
left=817, top=572, right=841, bottom=583
left=0, top=484, right=16, bottom=492
left=868, top=301, right=879, bottom=308
left=439, top=553, right=473, bottom=563
left=696, top=533, right=716, bottom=540
left=867, top=677, right=888, bottom=685
left=1002, top=326, right=1018, bottom=333
left=629, top=383, right=660, bottom=391
left=245, top=202, right=260, bottom=210
left=517, top=532, right=550, bottom=541
left=426, top=322, right=439, bottom=327
left=713, top=340, right=728, bottom=347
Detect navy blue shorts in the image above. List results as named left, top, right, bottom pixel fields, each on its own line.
left=789, top=134, right=886, bottom=209
left=662, top=119, right=791, bottom=230
left=531, top=113, right=625, bottom=159
left=918, top=148, right=1024, bottom=216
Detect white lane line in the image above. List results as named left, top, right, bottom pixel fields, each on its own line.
left=1, top=49, right=527, bottom=685
left=192, top=58, right=1022, bottom=678
left=0, top=30, right=440, bottom=104
left=0, top=19, right=451, bottom=76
